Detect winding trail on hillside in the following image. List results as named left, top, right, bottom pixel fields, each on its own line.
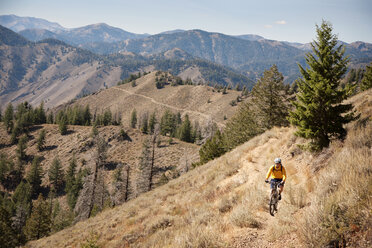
left=112, top=86, right=213, bottom=120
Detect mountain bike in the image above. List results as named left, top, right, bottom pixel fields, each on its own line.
left=266, top=180, right=282, bottom=216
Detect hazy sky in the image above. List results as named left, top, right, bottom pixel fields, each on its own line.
left=0, top=0, right=371, bottom=43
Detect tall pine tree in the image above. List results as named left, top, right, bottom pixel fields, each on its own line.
left=251, top=64, right=289, bottom=129
left=360, top=62, right=372, bottom=91
left=289, top=20, right=357, bottom=151
left=26, top=156, right=43, bottom=199
left=48, top=157, right=65, bottom=193
left=24, top=194, right=51, bottom=240
left=130, top=109, right=137, bottom=128
left=4, top=103, right=14, bottom=133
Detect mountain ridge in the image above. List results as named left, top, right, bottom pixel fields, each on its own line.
left=0, top=25, right=252, bottom=108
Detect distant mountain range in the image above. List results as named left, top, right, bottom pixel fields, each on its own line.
left=1, top=14, right=372, bottom=108
left=0, top=14, right=66, bottom=32
left=0, top=25, right=252, bottom=108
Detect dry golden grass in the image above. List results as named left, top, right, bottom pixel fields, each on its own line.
left=24, top=89, right=371, bottom=248
left=71, top=71, right=243, bottom=129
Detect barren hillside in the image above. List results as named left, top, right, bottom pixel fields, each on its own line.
left=70, top=71, right=243, bottom=128
left=25, top=91, right=371, bottom=247
left=0, top=39, right=122, bottom=108
left=0, top=123, right=200, bottom=200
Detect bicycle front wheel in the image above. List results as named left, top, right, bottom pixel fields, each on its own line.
left=269, top=196, right=276, bottom=216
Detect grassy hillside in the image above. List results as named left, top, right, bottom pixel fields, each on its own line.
left=25, top=90, right=371, bottom=247
left=70, top=71, right=244, bottom=128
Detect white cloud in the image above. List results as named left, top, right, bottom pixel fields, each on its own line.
left=264, top=24, right=273, bottom=28
left=276, top=20, right=287, bottom=25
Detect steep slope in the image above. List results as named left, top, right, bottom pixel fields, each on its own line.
left=0, top=35, right=122, bottom=108
left=69, top=71, right=244, bottom=128
left=25, top=89, right=371, bottom=247
left=0, top=123, right=200, bottom=202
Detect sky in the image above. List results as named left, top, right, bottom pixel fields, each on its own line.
left=0, top=0, right=371, bottom=43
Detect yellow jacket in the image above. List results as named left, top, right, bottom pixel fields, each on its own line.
left=265, top=164, right=286, bottom=182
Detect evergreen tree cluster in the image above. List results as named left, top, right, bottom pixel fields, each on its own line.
left=199, top=65, right=290, bottom=164
left=159, top=110, right=201, bottom=143
left=117, top=71, right=149, bottom=86
left=55, top=105, right=92, bottom=126
left=3, top=102, right=47, bottom=144
left=53, top=105, right=120, bottom=134
left=0, top=151, right=85, bottom=247
left=154, top=71, right=192, bottom=88
left=131, top=108, right=201, bottom=144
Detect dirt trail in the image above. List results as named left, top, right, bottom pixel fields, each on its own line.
left=228, top=128, right=304, bottom=248
left=112, top=86, right=211, bottom=119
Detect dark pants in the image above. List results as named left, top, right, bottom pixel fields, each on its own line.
left=270, top=178, right=283, bottom=189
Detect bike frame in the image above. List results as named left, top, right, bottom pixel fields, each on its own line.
left=269, top=181, right=281, bottom=216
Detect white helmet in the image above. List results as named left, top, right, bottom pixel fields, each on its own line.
left=274, top=158, right=281, bottom=164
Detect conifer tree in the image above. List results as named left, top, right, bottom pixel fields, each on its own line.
left=103, top=109, right=112, bottom=126
left=289, top=21, right=357, bottom=150
left=4, top=103, right=14, bottom=133
left=10, top=121, right=22, bottom=144
left=48, top=157, right=64, bottom=193
left=46, top=112, right=54, bottom=124
left=138, top=138, right=152, bottom=194
left=83, top=105, right=92, bottom=125
left=26, top=156, right=43, bottom=199
left=12, top=181, right=32, bottom=216
left=140, top=112, right=149, bottom=134
left=0, top=154, right=11, bottom=184
left=16, top=135, right=28, bottom=161
left=65, top=156, right=77, bottom=194
left=34, top=102, right=46, bottom=124
left=360, top=62, right=372, bottom=91
left=179, top=114, right=192, bottom=143
left=199, top=130, right=226, bottom=164
left=58, top=116, right=67, bottom=135
left=37, top=129, right=46, bottom=151
left=0, top=204, right=18, bottom=248
left=148, top=112, right=157, bottom=134
left=160, top=110, right=176, bottom=136
left=223, top=101, right=263, bottom=150
left=130, top=109, right=137, bottom=128
left=24, top=194, right=51, bottom=240
left=251, top=64, right=289, bottom=129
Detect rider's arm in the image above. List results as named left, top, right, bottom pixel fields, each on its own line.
left=265, top=166, right=273, bottom=180
left=282, top=166, right=287, bottom=182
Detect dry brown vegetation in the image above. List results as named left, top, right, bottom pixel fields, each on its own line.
left=16, top=89, right=372, bottom=247
left=70, top=71, right=243, bottom=128
left=0, top=123, right=199, bottom=200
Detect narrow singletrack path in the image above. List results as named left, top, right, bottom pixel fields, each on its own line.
left=112, top=86, right=212, bottom=119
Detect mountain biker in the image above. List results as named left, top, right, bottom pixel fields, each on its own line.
left=265, top=158, right=286, bottom=200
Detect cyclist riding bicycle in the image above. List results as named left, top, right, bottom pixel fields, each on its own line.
left=265, top=158, right=286, bottom=200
